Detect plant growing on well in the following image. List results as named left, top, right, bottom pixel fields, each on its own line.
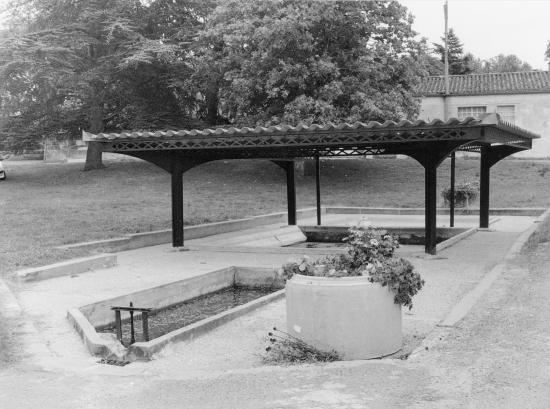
left=441, top=181, right=479, bottom=208
left=278, top=227, right=424, bottom=309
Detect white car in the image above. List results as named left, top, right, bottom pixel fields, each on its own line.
left=0, top=161, right=5, bottom=180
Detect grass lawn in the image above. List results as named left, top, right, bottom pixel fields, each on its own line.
left=1, top=157, right=549, bottom=276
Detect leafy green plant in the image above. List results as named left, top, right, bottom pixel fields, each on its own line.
left=441, top=181, right=479, bottom=208
left=278, top=227, right=425, bottom=309
left=263, top=327, right=341, bottom=364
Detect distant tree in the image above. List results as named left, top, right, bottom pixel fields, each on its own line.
left=184, top=0, right=428, bottom=127
left=433, top=28, right=472, bottom=75
left=464, top=53, right=484, bottom=73
left=477, top=54, right=533, bottom=73
left=417, top=39, right=444, bottom=76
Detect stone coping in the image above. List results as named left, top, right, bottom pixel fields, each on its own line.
left=11, top=254, right=117, bottom=283
left=56, top=208, right=320, bottom=252
left=325, top=207, right=546, bottom=216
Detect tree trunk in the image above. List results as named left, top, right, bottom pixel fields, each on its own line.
left=205, top=79, right=219, bottom=125
left=83, top=102, right=105, bottom=171
left=83, top=141, right=105, bottom=170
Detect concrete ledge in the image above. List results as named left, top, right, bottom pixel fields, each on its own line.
left=67, top=308, right=125, bottom=359
left=187, top=244, right=348, bottom=255
left=82, top=267, right=236, bottom=327
left=325, top=207, right=546, bottom=217
left=56, top=208, right=320, bottom=253
left=435, top=217, right=500, bottom=253
left=12, top=254, right=117, bottom=283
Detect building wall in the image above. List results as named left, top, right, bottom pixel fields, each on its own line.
left=419, top=93, right=550, bottom=158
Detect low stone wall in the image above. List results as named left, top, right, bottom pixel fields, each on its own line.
left=57, top=208, right=320, bottom=253
left=12, top=254, right=116, bottom=282
left=325, top=207, right=546, bottom=217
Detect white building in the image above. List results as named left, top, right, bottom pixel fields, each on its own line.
left=418, top=71, right=550, bottom=157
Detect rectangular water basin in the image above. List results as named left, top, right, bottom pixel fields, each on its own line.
left=297, top=226, right=470, bottom=246
left=98, top=285, right=276, bottom=345
left=69, top=266, right=284, bottom=361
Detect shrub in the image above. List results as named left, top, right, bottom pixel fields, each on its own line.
left=263, top=327, right=341, bottom=364
left=278, top=227, right=424, bottom=309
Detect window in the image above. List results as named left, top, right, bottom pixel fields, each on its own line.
left=497, top=105, right=515, bottom=124
left=457, top=106, right=487, bottom=120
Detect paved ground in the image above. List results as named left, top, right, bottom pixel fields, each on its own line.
left=1, top=213, right=549, bottom=408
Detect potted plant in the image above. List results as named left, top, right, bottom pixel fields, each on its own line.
left=441, top=181, right=479, bottom=208
left=278, top=227, right=424, bottom=360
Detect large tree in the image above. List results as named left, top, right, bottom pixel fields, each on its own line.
left=0, top=0, right=209, bottom=169
left=183, top=0, right=429, bottom=127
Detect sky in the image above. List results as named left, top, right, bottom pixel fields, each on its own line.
left=399, top=0, right=550, bottom=70
left=0, top=0, right=548, bottom=69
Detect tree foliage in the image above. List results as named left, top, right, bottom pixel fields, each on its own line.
left=433, top=28, right=473, bottom=75
left=180, top=0, right=429, bottom=126
left=470, top=53, right=533, bottom=73
left=0, top=0, right=210, bottom=167
left=0, top=0, right=431, bottom=166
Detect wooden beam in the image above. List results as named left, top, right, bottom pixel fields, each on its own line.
left=315, top=155, right=321, bottom=226
left=286, top=161, right=297, bottom=225
left=425, top=159, right=438, bottom=255
left=171, top=161, right=184, bottom=247
left=450, top=151, right=456, bottom=227
left=479, top=147, right=491, bottom=229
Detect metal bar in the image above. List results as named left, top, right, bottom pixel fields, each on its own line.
left=142, top=311, right=149, bottom=342
left=450, top=151, right=455, bottom=227
left=114, top=310, right=122, bottom=342
left=286, top=162, right=297, bottom=225
left=479, top=147, right=490, bottom=228
left=425, top=160, right=438, bottom=255
left=171, top=161, right=184, bottom=247
left=315, top=155, right=321, bottom=226
left=111, top=306, right=152, bottom=312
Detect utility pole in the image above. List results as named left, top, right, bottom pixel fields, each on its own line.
left=444, top=0, right=456, bottom=227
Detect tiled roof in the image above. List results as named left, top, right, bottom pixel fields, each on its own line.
left=418, top=71, right=550, bottom=96
left=82, top=114, right=539, bottom=142
left=83, top=117, right=481, bottom=141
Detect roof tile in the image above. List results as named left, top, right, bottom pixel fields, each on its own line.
left=418, top=71, right=550, bottom=96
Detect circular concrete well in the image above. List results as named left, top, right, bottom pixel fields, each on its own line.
left=286, top=274, right=402, bottom=359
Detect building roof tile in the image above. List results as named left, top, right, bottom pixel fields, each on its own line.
left=418, top=71, right=550, bottom=96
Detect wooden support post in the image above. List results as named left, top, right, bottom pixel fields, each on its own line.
left=142, top=311, right=149, bottom=342
left=425, top=160, right=438, bottom=255
left=480, top=147, right=491, bottom=229
left=315, top=155, right=321, bottom=226
left=286, top=161, right=297, bottom=225
left=129, top=303, right=135, bottom=345
left=171, top=161, right=184, bottom=247
left=450, top=151, right=455, bottom=227
left=114, top=310, right=122, bottom=342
